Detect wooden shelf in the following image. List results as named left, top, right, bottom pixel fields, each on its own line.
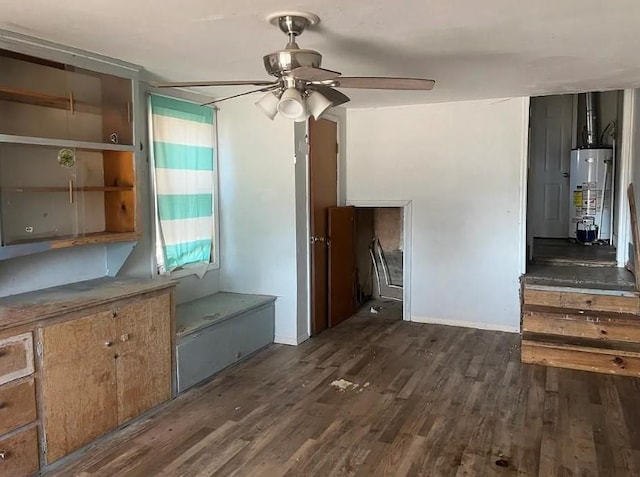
left=50, top=231, right=139, bottom=249
left=0, top=134, right=135, bottom=152
left=0, top=86, right=102, bottom=114
left=4, top=231, right=139, bottom=248
left=3, top=186, right=134, bottom=193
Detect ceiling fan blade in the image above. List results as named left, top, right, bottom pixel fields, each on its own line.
left=291, top=66, right=341, bottom=82
left=310, top=85, right=351, bottom=107
left=201, top=85, right=279, bottom=106
left=151, top=80, right=277, bottom=88
left=334, top=77, right=435, bottom=90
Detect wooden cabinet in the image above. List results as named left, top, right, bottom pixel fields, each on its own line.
left=40, top=310, right=119, bottom=463
left=115, top=294, right=172, bottom=423
left=0, top=47, right=138, bottom=260
left=0, top=278, right=175, bottom=474
left=40, top=293, right=172, bottom=464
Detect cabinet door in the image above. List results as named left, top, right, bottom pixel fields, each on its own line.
left=115, top=293, right=172, bottom=424
left=0, top=49, right=70, bottom=139
left=0, top=144, right=80, bottom=245
left=40, top=311, right=118, bottom=463
left=66, top=65, right=133, bottom=145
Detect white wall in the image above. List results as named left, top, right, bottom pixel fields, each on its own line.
left=629, top=89, right=640, bottom=267
left=347, top=98, right=529, bottom=332
left=217, top=97, right=300, bottom=344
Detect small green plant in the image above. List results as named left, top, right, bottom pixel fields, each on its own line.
left=57, top=148, right=75, bottom=168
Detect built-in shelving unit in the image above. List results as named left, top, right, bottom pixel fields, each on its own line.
left=0, top=48, right=139, bottom=260
left=0, top=86, right=102, bottom=114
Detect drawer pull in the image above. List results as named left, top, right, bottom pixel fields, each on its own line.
left=0, top=402, right=5, bottom=409
left=120, top=333, right=130, bottom=342
left=104, top=341, right=114, bottom=348
left=112, top=311, right=118, bottom=318
left=0, top=450, right=6, bottom=460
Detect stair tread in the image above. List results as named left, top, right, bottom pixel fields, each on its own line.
left=524, top=263, right=636, bottom=292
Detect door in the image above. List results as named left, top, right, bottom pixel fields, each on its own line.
left=40, top=311, right=118, bottom=463
left=115, top=294, right=172, bottom=424
left=529, top=95, right=574, bottom=238
left=309, top=118, right=338, bottom=335
left=328, top=206, right=356, bottom=326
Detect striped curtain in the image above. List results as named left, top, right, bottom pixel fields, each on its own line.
left=149, top=95, right=215, bottom=273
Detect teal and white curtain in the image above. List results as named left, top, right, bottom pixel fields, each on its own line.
left=149, top=95, right=216, bottom=273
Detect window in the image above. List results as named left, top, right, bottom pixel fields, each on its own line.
left=148, top=94, right=218, bottom=275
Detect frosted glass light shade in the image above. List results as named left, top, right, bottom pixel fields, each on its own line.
left=307, top=91, right=332, bottom=119
left=255, top=91, right=279, bottom=119
left=277, top=88, right=306, bottom=119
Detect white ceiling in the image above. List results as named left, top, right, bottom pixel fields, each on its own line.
left=1, top=0, right=640, bottom=108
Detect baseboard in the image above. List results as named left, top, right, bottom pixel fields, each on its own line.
left=274, top=335, right=298, bottom=346
left=411, top=315, right=520, bottom=334
left=274, top=332, right=310, bottom=346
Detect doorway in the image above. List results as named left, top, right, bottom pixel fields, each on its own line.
left=353, top=207, right=404, bottom=320
left=527, top=91, right=623, bottom=269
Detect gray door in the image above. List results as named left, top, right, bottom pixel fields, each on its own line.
left=529, top=95, right=574, bottom=238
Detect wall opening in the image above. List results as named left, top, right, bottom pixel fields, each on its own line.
left=354, top=206, right=403, bottom=320
left=525, top=90, right=636, bottom=290
left=527, top=91, right=624, bottom=269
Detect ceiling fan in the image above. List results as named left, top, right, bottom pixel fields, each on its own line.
left=152, top=11, right=435, bottom=121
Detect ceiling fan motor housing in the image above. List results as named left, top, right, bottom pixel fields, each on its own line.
left=263, top=12, right=322, bottom=78
left=263, top=49, right=322, bottom=78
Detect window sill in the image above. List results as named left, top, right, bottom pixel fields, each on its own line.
left=166, top=262, right=219, bottom=280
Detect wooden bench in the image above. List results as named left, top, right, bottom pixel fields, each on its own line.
left=175, top=292, right=276, bottom=393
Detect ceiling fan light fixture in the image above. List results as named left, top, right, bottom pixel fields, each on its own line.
left=277, top=87, right=306, bottom=119
left=255, top=91, right=280, bottom=119
left=306, top=90, right=332, bottom=119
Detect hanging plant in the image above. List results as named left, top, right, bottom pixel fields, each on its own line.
left=57, top=148, right=75, bottom=168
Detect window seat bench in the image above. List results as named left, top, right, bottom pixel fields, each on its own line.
left=175, top=292, right=276, bottom=393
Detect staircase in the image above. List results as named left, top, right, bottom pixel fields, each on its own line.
left=521, top=258, right=640, bottom=376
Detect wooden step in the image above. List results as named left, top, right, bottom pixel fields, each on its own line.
left=522, top=285, right=640, bottom=314
left=522, top=308, right=640, bottom=343
left=532, top=257, right=617, bottom=268
left=521, top=338, right=640, bottom=377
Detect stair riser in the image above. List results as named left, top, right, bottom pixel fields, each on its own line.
left=522, top=312, right=640, bottom=343
left=523, top=288, right=640, bottom=314
left=522, top=341, right=640, bottom=377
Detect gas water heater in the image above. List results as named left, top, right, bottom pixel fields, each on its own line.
left=568, top=92, right=615, bottom=243
left=568, top=148, right=613, bottom=241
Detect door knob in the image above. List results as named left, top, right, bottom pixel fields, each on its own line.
left=0, top=450, right=7, bottom=460
left=563, top=172, right=569, bottom=178
left=310, top=236, right=326, bottom=243
left=104, top=341, right=113, bottom=348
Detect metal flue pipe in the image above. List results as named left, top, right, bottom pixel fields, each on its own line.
left=585, top=92, right=599, bottom=147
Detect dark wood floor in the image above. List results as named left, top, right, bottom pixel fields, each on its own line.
left=532, top=238, right=617, bottom=266
left=47, top=303, right=640, bottom=476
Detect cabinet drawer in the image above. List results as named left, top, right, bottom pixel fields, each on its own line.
left=0, top=426, right=39, bottom=477
left=0, top=378, right=37, bottom=436
left=0, top=333, right=34, bottom=386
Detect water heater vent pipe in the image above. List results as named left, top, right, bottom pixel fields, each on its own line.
left=585, top=92, right=600, bottom=147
